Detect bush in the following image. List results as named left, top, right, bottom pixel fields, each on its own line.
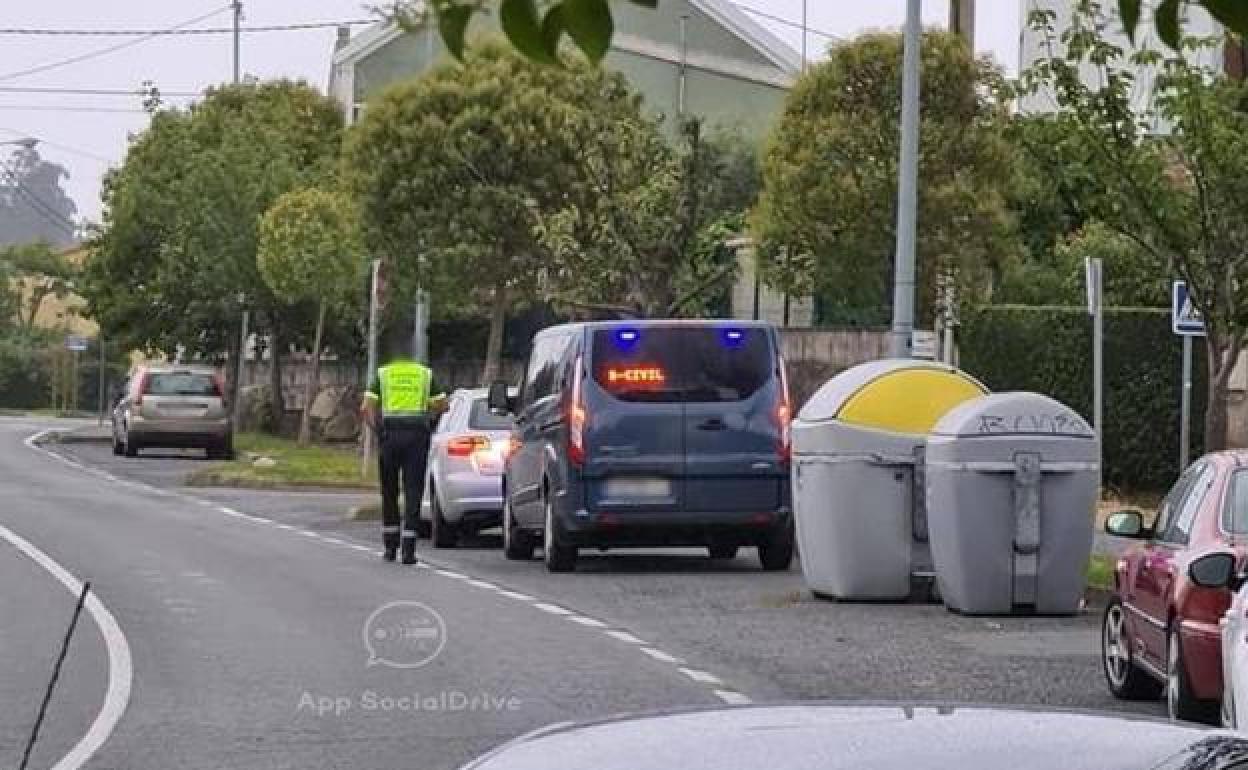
left=0, top=332, right=52, bottom=409
left=960, top=305, right=1204, bottom=493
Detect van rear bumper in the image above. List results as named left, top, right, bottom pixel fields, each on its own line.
left=558, top=507, right=792, bottom=547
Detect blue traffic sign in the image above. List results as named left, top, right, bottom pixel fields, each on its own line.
left=1172, top=281, right=1205, bottom=336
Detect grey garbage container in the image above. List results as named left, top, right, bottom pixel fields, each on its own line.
left=926, top=392, right=1098, bottom=615
left=791, top=360, right=987, bottom=600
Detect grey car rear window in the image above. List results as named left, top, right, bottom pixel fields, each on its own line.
left=145, top=372, right=219, bottom=397
left=1226, top=469, right=1248, bottom=534
left=469, top=398, right=512, bottom=430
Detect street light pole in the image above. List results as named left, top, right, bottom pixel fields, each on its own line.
left=232, top=0, right=242, bottom=84
left=890, top=0, right=922, bottom=358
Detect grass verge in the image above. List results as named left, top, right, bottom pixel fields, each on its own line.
left=1086, top=552, right=1117, bottom=593
left=185, top=432, right=376, bottom=490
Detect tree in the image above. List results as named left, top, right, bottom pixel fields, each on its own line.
left=344, top=44, right=636, bottom=381
left=753, top=31, right=1018, bottom=326
left=258, top=188, right=365, bottom=445
left=0, top=146, right=77, bottom=249
left=539, top=119, right=759, bottom=318
left=0, top=241, right=78, bottom=332
left=1020, top=1, right=1248, bottom=449
left=86, top=80, right=344, bottom=428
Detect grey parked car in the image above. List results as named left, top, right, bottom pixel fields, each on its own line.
left=419, top=388, right=514, bottom=548
left=459, top=703, right=1248, bottom=770
left=111, top=364, right=233, bottom=459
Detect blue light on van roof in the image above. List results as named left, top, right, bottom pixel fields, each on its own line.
left=614, top=329, right=640, bottom=349
left=721, top=328, right=745, bottom=348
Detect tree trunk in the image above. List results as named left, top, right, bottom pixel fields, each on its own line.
left=481, top=284, right=508, bottom=385
left=1204, top=336, right=1241, bottom=452
left=298, top=302, right=327, bottom=447
left=268, top=316, right=285, bottom=435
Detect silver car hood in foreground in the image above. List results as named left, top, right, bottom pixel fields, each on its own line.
left=460, top=703, right=1248, bottom=770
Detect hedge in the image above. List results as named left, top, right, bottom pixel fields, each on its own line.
left=960, top=305, right=1205, bottom=494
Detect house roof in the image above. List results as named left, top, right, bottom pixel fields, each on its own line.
left=331, top=0, right=802, bottom=79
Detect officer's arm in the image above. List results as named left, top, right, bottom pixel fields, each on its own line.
left=361, top=376, right=381, bottom=429
left=429, top=376, right=449, bottom=415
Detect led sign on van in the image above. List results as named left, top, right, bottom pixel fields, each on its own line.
left=605, top=366, right=667, bottom=388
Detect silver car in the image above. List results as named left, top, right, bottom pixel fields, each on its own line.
left=111, top=365, right=233, bottom=459
left=420, top=388, right=514, bottom=547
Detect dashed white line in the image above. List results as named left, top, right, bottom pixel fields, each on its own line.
left=640, top=647, right=684, bottom=664
left=321, top=537, right=348, bottom=547
left=533, top=602, right=573, bottom=615
left=350, top=544, right=373, bottom=553
left=466, top=579, right=496, bottom=590
left=436, top=569, right=467, bottom=579
left=569, top=616, right=608, bottom=628
left=605, top=630, right=648, bottom=645
left=679, top=667, right=723, bottom=685
left=496, top=589, right=534, bottom=601
left=274, top=523, right=296, bottom=531
left=713, top=690, right=753, bottom=705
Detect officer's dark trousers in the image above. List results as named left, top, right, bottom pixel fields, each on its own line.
left=379, top=419, right=432, bottom=555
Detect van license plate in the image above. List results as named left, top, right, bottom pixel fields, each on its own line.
left=604, top=478, right=671, bottom=499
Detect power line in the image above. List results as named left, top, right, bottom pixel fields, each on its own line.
left=0, top=105, right=151, bottom=114
left=731, top=2, right=838, bottom=41
left=0, top=5, right=232, bottom=83
left=0, top=19, right=374, bottom=36
left=0, top=128, right=114, bottom=164
left=0, top=86, right=200, bottom=97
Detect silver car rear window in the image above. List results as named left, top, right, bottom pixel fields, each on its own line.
left=145, top=372, right=219, bottom=397
left=469, top=398, right=512, bottom=430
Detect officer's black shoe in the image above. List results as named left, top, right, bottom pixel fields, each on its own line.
left=400, top=544, right=418, bottom=565
left=383, top=548, right=397, bottom=562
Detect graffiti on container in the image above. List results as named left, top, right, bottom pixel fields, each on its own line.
left=976, top=412, right=1091, bottom=435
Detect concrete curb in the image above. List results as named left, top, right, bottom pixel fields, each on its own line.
left=34, top=429, right=112, bottom=446
left=183, top=471, right=374, bottom=493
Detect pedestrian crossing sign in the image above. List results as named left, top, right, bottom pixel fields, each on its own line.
left=1172, top=281, right=1205, bottom=336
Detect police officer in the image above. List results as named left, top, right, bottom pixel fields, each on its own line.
left=361, top=329, right=447, bottom=564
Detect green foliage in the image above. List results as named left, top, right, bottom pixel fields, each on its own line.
left=754, top=31, right=1018, bottom=325
left=1118, top=0, right=1248, bottom=48
left=85, top=80, right=344, bottom=358
left=0, top=241, right=79, bottom=332
left=258, top=188, right=365, bottom=309
left=414, top=0, right=657, bottom=65
left=1020, top=2, right=1248, bottom=448
left=0, top=329, right=52, bottom=409
left=961, top=305, right=1204, bottom=493
left=541, top=119, right=759, bottom=317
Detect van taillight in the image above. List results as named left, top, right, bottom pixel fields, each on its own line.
left=568, top=355, right=587, bottom=467
left=776, top=356, right=792, bottom=464
left=213, top=373, right=227, bottom=404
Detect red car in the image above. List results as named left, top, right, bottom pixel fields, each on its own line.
left=1101, top=451, right=1247, bottom=724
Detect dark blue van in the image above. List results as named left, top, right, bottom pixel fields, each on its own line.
left=488, top=320, right=794, bottom=573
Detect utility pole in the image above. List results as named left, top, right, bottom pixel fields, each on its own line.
left=232, top=0, right=242, bottom=83
left=949, top=0, right=975, bottom=50
left=890, top=0, right=921, bottom=358
left=801, top=0, right=808, bottom=72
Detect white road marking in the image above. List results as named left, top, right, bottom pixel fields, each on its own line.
left=495, top=590, right=535, bottom=601
left=533, top=602, right=572, bottom=615
left=640, top=647, right=684, bottom=664
left=350, top=544, right=373, bottom=553
left=679, top=667, right=723, bottom=685
left=321, top=537, right=348, bottom=546
left=274, top=523, right=296, bottom=531
left=713, top=690, right=753, bottom=706
left=569, top=616, right=607, bottom=628
left=436, top=569, right=467, bottom=579
left=605, top=630, right=647, bottom=645
left=466, top=579, right=495, bottom=590
left=299, top=531, right=322, bottom=539
left=0, top=524, right=133, bottom=770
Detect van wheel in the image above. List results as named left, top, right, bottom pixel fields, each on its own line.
left=111, top=433, right=124, bottom=456
left=1102, top=599, right=1162, bottom=700
left=543, top=497, right=577, bottom=573
left=503, top=498, right=535, bottom=560
left=431, top=487, right=458, bottom=549
left=1168, top=627, right=1219, bottom=724
left=123, top=432, right=139, bottom=458
left=758, top=519, right=795, bottom=572
left=708, top=544, right=739, bottom=560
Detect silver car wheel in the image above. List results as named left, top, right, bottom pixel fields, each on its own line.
left=1167, top=631, right=1181, bottom=720
left=543, top=497, right=553, bottom=556
left=1103, top=604, right=1130, bottom=689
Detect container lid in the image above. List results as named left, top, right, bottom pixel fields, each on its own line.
left=930, top=392, right=1094, bottom=438
left=796, top=359, right=987, bottom=436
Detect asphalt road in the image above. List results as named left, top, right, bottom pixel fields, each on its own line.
left=0, top=419, right=722, bottom=770
left=43, top=432, right=1165, bottom=721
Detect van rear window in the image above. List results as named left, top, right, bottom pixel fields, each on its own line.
left=590, top=327, right=772, bottom=403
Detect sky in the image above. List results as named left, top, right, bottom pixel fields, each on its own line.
left=0, top=1, right=1022, bottom=226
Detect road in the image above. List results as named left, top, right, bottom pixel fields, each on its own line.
left=2, top=418, right=1163, bottom=769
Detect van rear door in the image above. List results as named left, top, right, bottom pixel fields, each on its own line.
left=584, top=328, right=686, bottom=512
left=679, top=327, right=785, bottom=513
